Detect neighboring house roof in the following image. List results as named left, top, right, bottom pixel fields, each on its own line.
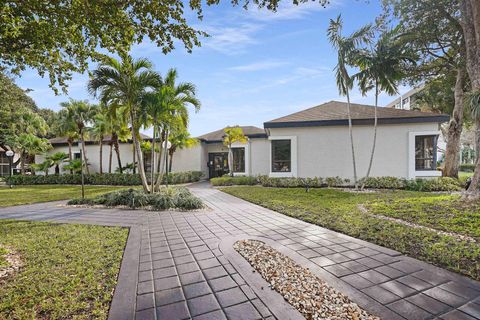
left=49, top=133, right=152, bottom=146
left=264, top=100, right=449, bottom=128
left=197, top=126, right=267, bottom=143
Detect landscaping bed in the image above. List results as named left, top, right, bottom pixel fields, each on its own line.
left=234, top=240, right=379, bottom=320
left=0, top=185, right=130, bottom=207
left=222, top=186, right=480, bottom=280
left=0, top=220, right=128, bottom=319
left=68, top=187, right=204, bottom=211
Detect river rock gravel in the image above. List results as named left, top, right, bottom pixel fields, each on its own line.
left=234, top=239, right=380, bottom=320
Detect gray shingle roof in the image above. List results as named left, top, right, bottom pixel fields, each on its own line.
left=264, top=101, right=449, bottom=128
left=197, top=126, right=266, bottom=142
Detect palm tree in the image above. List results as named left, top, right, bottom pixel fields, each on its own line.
left=88, top=54, right=161, bottom=192
left=61, top=99, right=97, bottom=174
left=168, top=129, right=199, bottom=172
left=90, top=108, right=108, bottom=174
left=31, top=159, right=53, bottom=176
left=327, top=15, right=371, bottom=189
left=10, top=133, right=51, bottom=174
left=223, top=126, right=248, bottom=177
left=47, top=152, right=69, bottom=175
left=354, top=27, right=415, bottom=188
left=63, top=159, right=84, bottom=174
left=55, top=109, right=79, bottom=173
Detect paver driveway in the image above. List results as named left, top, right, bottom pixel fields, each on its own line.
left=0, top=182, right=479, bottom=320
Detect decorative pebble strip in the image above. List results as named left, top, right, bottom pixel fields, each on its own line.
left=234, top=240, right=381, bottom=320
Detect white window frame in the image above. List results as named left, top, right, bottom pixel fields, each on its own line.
left=408, top=131, right=441, bottom=179
left=231, top=141, right=250, bottom=176
left=269, top=136, right=297, bottom=177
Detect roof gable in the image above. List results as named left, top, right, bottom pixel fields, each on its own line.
left=197, top=126, right=266, bottom=142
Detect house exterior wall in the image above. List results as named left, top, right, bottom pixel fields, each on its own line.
left=36, top=143, right=135, bottom=175
left=170, top=145, right=203, bottom=173
left=267, top=122, right=441, bottom=180
left=250, top=138, right=270, bottom=175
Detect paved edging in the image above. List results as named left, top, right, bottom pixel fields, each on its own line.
left=108, top=226, right=142, bottom=320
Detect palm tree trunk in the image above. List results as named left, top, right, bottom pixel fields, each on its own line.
left=155, top=129, right=169, bottom=189
left=228, top=145, right=234, bottom=177
left=80, top=131, right=90, bottom=174
left=168, top=149, right=174, bottom=173
left=362, top=82, right=379, bottom=190
left=346, top=90, right=358, bottom=189
left=99, top=136, right=103, bottom=174
left=443, top=68, right=465, bottom=178
left=130, top=110, right=150, bottom=192
left=151, top=125, right=156, bottom=193
left=67, top=140, right=73, bottom=174
left=112, top=132, right=123, bottom=173
left=132, top=144, right=136, bottom=174
left=55, top=164, right=60, bottom=175
left=20, top=152, right=25, bottom=175
left=108, top=143, right=113, bottom=173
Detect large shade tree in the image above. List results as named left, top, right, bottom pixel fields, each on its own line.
left=88, top=55, right=161, bottom=192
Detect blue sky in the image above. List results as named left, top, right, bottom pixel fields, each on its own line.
left=15, top=0, right=407, bottom=137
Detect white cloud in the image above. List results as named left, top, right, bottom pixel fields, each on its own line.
left=200, top=23, right=261, bottom=54
left=228, top=60, right=288, bottom=72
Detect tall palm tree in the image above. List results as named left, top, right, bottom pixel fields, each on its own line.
left=61, top=99, right=97, bottom=174
left=354, top=27, right=415, bottom=188
left=327, top=15, right=371, bottom=189
left=90, top=108, right=108, bottom=174
left=88, top=54, right=161, bottom=192
left=12, top=133, right=51, bottom=174
left=168, top=129, right=199, bottom=172
left=151, top=69, right=201, bottom=189
left=55, top=109, right=79, bottom=173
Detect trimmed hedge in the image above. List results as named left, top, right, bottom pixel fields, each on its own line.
left=210, top=176, right=257, bottom=186
left=68, top=187, right=203, bottom=210
left=360, top=176, right=463, bottom=191
left=460, top=164, right=476, bottom=172
left=210, top=175, right=463, bottom=192
left=5, top=171, right=203, bottom=186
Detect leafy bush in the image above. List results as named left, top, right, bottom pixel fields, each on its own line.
left=405, top=177, right=462, bottom=192
left=210, top=176, right=258, bottom=186
left=359, top=176, right=407, bottom=189
left=257, top=176, right=348, bottom=188
left=460, top=164, right=476, bottom=172
left=6, top=171, right=204, bottom=186
left=67, top=187, right=203, bottom=210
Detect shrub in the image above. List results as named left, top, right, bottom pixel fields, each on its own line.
left=359, top=176, right=407, bottom=189
left=257, top=176, right=348, bottom=188
left=405, top=177, right=462, bottom=192
left=460, top=164, right=476, bottom=172
left=6, top=171, right=204, bottom=186
left=67, top=187, right=203, bottom=210
left=210, top=176, right=258, bottom=186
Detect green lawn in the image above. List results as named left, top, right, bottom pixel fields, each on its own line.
left=221, top=186, right=480, bottom=280
left=0, top=220, right=128, bottom=319
left=0, top=185, right=131, bottom=207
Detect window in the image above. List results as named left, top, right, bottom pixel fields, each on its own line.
left=415, top=135, right=437, bottom=170
left=271, top=140, right=291, bottom=172
left=73, top=152, right=81, bottom=160
left=232, top=148, right=245, bottom=173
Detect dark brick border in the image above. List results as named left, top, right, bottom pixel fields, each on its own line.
left=108, top=226, right=142, bottom=320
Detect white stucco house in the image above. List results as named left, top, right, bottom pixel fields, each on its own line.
left=35, top=101, right=449, bottom=180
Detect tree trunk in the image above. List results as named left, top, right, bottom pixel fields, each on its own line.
left=20, top=152, right=25, bottom=175
left=168, top=149, right=174, bottom=173
left=130, top=110, right=150, bottom=192
left=462, top=0, right=480, bottom=194
left=132, top=144, right=136, bottom=174
left=362, top=82, right=379, bottom=189
left=55, top=164, right=60, bottom=175
left=151, top=125, right=156, bottom=193
left=99, top=136, right=103, bottom=174
left=112, top=132, right=122, bottom=173
left=443, top=68, right=465, bottom=178
left=228, top=145, right=234, bottom=177
left=155, top=129, right=169, bottom=190
left=108, top=143, right=113, bottom=173
left=346, top=90, right=358, bottom=189
left=80, top=131, right=90, bottom=174
left=67, top=140, right=73, bottom=174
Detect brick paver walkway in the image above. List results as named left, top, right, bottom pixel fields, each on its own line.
left=0, top=182, right=479, bottom=320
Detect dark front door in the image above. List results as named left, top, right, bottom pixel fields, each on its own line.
left=208, top=152, right=229, bottom=178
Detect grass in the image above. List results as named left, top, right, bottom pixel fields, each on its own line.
left=0, top=185, right=132, bottom=207
left=221, top=186, right=480, bottom=280
left=0, top=246, right=8, bottom=268
left=0, top=220, right=128, bottom=319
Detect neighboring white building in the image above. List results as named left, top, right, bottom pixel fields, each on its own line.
left=37, top=101, right=449, bottom=181
left=385, top=86, right=424, bottom=110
